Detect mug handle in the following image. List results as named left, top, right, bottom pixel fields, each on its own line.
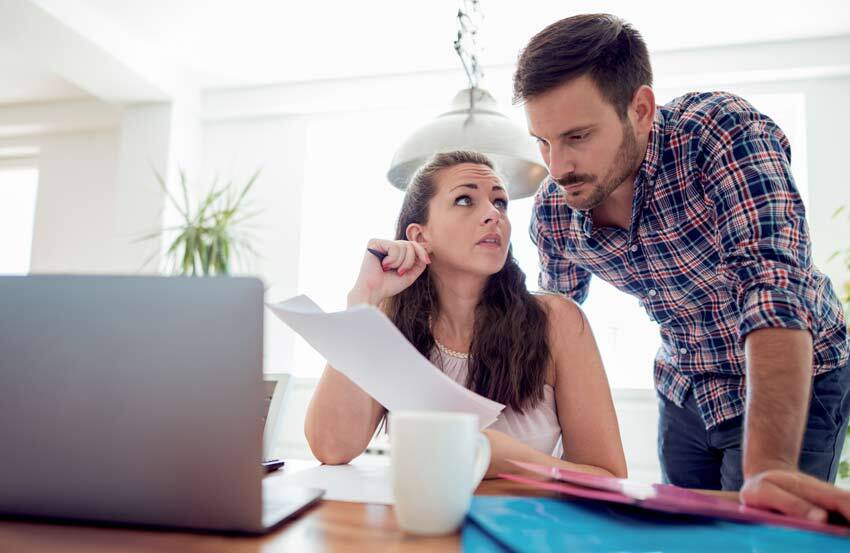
left=470, top=432, right=491, bottom=492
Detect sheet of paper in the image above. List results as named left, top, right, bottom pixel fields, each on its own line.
left=267, top=295, right=504, bottom=429
left=275, top=458, right=394, bottom=504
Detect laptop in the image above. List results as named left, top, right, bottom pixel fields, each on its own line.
left=0, top=275, right=323, bottom=533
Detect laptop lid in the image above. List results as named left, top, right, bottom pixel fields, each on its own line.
left=0, top=275, right=265, bottom=532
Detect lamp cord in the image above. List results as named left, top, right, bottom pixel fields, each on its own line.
left=453, top=0, right=483, bottom=114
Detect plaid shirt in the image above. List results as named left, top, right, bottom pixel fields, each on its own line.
left=530, top=91, right=849, bottom=429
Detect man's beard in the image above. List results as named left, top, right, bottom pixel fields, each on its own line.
left=556, top=121, right=642, bottom=211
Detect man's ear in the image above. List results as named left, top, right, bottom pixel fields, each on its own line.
left=630, top=85, right=656, bottom=135
left=406, top=223, right=431, bottom=252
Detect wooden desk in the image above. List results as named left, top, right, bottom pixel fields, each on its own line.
left=0, top=467, right=557, bottom=553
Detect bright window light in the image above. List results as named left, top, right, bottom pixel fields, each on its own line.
left=0, top=167, right=39, bottom=275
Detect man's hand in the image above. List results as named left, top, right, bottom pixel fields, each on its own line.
left=741, top=469, right=850, bottom=524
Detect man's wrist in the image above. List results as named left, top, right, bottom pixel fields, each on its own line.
left=743, top=455, right=797, bottom=479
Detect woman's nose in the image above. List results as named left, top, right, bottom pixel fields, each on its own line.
left=482, top=203, right=501, bottom=225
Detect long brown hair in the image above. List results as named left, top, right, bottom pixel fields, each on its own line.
left=384, top=151, right=550, bottom=413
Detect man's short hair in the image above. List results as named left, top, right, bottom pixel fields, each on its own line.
left=513, top=13, right=652, bottom=118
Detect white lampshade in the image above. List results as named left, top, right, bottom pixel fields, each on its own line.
left=387, top=87, right=548, bottom=199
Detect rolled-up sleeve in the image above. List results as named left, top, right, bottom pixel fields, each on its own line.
left=529, top=194, right=592, bottom=304
left=701, top=109, right=816, bottom=345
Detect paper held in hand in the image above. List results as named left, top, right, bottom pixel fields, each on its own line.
left=267, top=295, right=504, bottom=429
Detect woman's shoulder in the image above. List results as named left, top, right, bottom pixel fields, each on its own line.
left=532, top=291, right=590, bottom=348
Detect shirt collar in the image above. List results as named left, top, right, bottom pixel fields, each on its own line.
left=639, top=109, right=665, bottom=184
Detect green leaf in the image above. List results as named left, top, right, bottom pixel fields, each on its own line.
left=132, top=224, right=188, bottom=244
left=231, top=168, right=262, bottom=213
left=179, top=169, right=191, bottom=216
left=199, top=241, right=211, bottom=275
left=137, top=247, right=161, bottom=272
left=152, top=165, right=190, bottom=223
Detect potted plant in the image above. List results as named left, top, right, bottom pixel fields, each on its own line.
left=139, top=169, right=262, bottom=276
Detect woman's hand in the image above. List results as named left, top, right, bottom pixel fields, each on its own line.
left=347, top=239, right=431, bottom=307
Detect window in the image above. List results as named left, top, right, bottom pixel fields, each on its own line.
left=0, top=167, right=39, bottom=275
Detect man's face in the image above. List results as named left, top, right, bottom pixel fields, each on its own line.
left=525, top=75, right=642, bottom=211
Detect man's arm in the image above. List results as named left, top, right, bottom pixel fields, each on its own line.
left=700, top=96, right=850, bottom=521
left=743, top=327, right=812, bottom=477
left=739, top=327, right=849, bottom=521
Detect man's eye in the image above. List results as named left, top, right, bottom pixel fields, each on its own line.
left=571, top=132, right=590, bottom=141
left=455, top=195, right=472, bottom=206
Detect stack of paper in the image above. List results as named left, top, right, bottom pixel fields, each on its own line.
left=267, top=295, right=504, bottom=429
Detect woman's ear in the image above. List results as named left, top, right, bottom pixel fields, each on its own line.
left=406, top=223, right=431, bottom=252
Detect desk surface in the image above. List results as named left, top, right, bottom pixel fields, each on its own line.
left=0, top=464, right=557, bottom=553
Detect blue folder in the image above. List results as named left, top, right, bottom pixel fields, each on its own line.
left=463, top=496, right=847, bottom=552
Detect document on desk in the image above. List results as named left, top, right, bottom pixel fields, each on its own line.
left=276, top=458, right=394, bottom=504
left=267, top=295, right=504, bottom=429
left=501, top=461, right=850, bottom=538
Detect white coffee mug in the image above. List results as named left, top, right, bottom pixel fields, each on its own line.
left=389, top=411, right=491, bottom=536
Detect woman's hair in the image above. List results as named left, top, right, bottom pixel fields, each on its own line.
left=384, top=151, right=551, bottom=413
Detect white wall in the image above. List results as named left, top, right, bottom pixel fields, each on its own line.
left=201, top=115, right=309, bottom=373
left=29, top=129, right=120, bottom=273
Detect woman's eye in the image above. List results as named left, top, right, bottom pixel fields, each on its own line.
left=494, top=198, right=508, bottom=210
left=455, top=195, right=472, bottom=206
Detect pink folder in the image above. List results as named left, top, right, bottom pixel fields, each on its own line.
left=502, top=460, right=850, bottom=538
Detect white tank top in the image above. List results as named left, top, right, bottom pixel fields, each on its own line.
left=431, top=348, right=563, bottom=457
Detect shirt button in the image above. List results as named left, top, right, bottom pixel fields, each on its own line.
left=648, top=289, right=657, bottom=297
left=630, top=244, right=639, bottom=252
left=679, top=348, right=688, bottom=355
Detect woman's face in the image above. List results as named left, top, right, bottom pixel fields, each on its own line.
left=411, top=163, right=511, bottom=276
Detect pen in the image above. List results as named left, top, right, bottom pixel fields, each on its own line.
left=367, top=247, right=388, bottom=262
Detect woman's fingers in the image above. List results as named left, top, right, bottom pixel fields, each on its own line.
left=398, top=242, right=418, bottom=276
left=383, top=242, right=406, bottom=272
left=367, top=239, right=431, bottom=276
left=411, top=241, right=432, bottom=265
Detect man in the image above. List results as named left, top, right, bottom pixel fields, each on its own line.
left=516, top=14, right=850, bottom=521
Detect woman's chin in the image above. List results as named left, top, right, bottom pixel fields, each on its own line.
left=475, top=258, right=509, bottom=276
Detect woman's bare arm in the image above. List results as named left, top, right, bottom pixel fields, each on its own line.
left=304, top=363, right=385, bottom=464
left=543, top=294, right=628, bottom=478
left=304, top=240, right=430, bottom=464
left=483, top=428, right=621, bottom=478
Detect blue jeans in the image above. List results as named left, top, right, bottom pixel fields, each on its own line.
left=657, top=358, right=850, bottom=490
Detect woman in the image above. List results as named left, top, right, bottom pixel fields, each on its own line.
left=305, top=151, right=627, bottom=478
